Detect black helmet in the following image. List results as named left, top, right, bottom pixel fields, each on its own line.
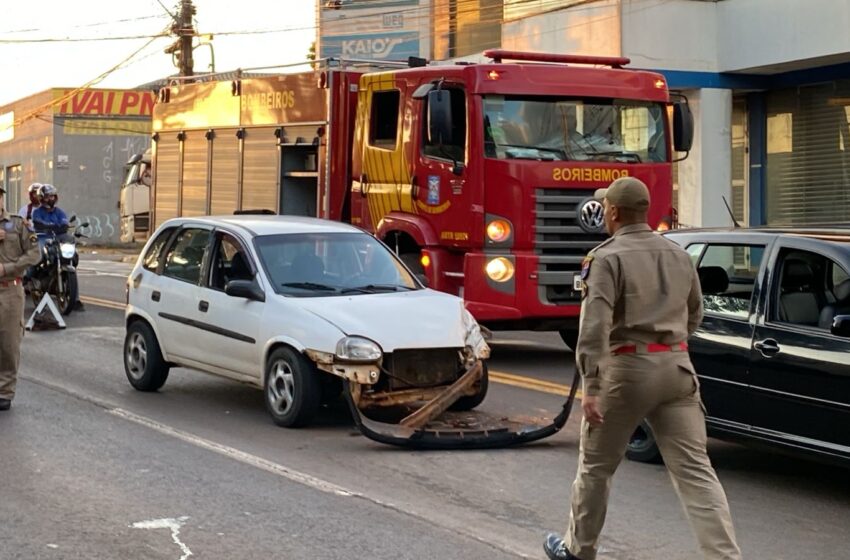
left=39, top=184, right=58, bottom=208
left=39, top=184, right=58, bottom=198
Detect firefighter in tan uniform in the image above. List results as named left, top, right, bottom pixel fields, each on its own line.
left=544, top=177, right=742, bottom=560
left=0, top=184, right=41, bottom=411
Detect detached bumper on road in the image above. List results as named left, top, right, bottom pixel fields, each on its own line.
left=344, top=368, right=580, bottom=450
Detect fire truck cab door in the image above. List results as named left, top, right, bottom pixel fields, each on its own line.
left=352, top=76, right=416, bottom=234
left=412, top=85, right=469, bottom=244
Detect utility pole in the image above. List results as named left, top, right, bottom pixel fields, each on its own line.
left=165, top=0, right=196, bottom=77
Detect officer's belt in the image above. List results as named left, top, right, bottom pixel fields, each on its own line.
left=613, top=342, right=688, bottom=355
left=0, top=277, right=22, bottom=288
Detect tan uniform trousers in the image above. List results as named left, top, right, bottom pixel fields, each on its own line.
left=566, top=352, right=742, bottom=560
left=0, top=283, right=25, bottom=400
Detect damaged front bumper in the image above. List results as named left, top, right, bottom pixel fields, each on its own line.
left=343, top=370, right=579, bottom=450
left=304, top=315, right=579, bottom=450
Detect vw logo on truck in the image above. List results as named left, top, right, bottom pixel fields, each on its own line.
left=577, top=198, right=605, bottom=233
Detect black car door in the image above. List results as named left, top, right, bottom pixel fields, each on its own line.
left=687, top=240, right=769, bottom=431
left=748, top=240, right=850, bottom=458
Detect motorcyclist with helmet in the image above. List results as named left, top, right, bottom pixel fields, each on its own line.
left=32, top=184, right=69, bottom=232
left=30, top=184, right=84, bottom=311
left=19, top=183, right=43, bottom=225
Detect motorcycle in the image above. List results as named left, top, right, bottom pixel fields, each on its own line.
left=28, top=215, right=89, bottom=315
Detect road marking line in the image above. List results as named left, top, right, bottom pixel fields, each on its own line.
left=80, top=295, right=126, bottom=311
left=131, top=516, right=193, bottom=560
left=108, top=408, right=533, bottom=558
left=489, top=371, right=576, bottom=397
left=110, top=408, right=356, bottom=497
left=84, top=297, right=576, bottom=398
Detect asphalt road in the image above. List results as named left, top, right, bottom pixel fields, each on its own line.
left=2, top=255, right=848, bottom=559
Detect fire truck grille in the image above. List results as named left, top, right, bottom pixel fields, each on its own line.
left=534, top=188, right=608, bottom=304
left=384, top=348, right=461, bottom=391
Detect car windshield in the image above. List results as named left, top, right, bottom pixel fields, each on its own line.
left=254, top=232, right=419, bottom=297
left=483, top=96, right=667, bottom=163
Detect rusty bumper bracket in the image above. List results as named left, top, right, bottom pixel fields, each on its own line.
left=344, top=370, right=580, bottom=450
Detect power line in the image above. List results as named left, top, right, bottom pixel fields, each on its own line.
left=5, top=27, right=171, bottom=131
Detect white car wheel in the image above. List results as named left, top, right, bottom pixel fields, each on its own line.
left=264, top=347, right=320, bottom=428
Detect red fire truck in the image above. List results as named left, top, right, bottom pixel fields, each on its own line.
left=148, top=50, right=693, bottom=348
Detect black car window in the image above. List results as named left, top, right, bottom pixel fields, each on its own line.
left=142, top=227, right=175, bottom=273
left=209, top=233, right=254, bottom=291
left=772, top=249, right=850, bottom=330
left=162, top=228, right=211, bottom=284
left=697, top=244, right=765, bottom=319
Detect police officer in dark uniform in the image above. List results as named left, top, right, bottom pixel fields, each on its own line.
left=0, top=184, right=41, bottom=411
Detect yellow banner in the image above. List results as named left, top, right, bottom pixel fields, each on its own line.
left=53, top=89, right=155, bottom=117
left=62, top=119, right=151, bottom=136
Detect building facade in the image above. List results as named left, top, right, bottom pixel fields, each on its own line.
left=0, top=88, right=154, bottom=242
left=426, top=0, right=850, bottom=228
left=318, top=0, right=432, bottom=61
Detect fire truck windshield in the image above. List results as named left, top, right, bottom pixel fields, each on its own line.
left=483, top=96, right=667, bottom=163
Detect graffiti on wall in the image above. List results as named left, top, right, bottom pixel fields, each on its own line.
left=75, top=212, right=118, bottom=240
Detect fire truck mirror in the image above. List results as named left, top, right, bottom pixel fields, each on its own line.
left=673, top=101, right=694, bottom=153
left=427, top=90, right=453, bottom=148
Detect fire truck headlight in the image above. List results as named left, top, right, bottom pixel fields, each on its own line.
left=485, top=257, right=515, bottom=283
left=335, top=336, right=382, bottom=363
left=486, top=219, right=512, bottom=243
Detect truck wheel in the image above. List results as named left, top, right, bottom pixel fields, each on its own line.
left=265, top=347, right=321, bottom=428
left=124, top=320, right=170, bottom=392
left=450, top=362, right=489, bottom=411
left=559, top=329, right=579, bottom=351
left=626, top=420, right=663, bottom=463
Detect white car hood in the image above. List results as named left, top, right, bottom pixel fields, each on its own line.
left=293, top=289, right=468, bottom=352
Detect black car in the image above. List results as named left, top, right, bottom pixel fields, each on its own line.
left=626, top=228, right=850, bottom=466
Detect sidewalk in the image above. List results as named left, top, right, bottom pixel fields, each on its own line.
left=78, top=244, right=141, bottom=263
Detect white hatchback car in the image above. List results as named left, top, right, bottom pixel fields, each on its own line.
left=123, top=216, right=490, bottom=428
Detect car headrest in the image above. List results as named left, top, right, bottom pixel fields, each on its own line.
left=230, top=252, right=251, bottom=279
left=698, top=266, right=729, bottom=295
left=291, top=253, right=325, bottom=279
left=834, top=278, right=850, bottom=302
left=783, top=260, right=814, bottom=289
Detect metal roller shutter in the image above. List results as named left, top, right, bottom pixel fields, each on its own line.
left=181, top=131, right=209, bottom=217
left=210, top=131, right=239, bottom=216
left=766, top=81, right=850, bottom=225
left=153, top=135, right=179, bottom=229
left=241, top=127, right=279, bottom=213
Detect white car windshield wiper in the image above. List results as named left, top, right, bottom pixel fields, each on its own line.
left=340, top=284, right=415, bottom=294
left=281, top=281, right=339, bottom=292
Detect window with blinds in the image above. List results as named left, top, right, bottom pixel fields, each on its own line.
left=766, top=81, right=850, bottom=225
left=731, top=98, right=748, bottom=226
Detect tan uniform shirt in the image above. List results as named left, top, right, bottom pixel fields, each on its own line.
left=0, top=208, right=41, bottom=279
left=577, top=223, right=703, bottom=396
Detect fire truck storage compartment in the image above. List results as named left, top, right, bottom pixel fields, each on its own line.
left=210, top=132, right=239, bottom=215
left=242, top=127, right=280, bottom=213
left=281, top=141, right=319, bottom=217
left=181, top=130, right=208, bottom=217
left=154, top=135, right=180, bottom=230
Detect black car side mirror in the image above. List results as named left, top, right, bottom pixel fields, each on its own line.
left=225, top=279, right=265, bottom=302
left=830, top=315, right=850, bottom=338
